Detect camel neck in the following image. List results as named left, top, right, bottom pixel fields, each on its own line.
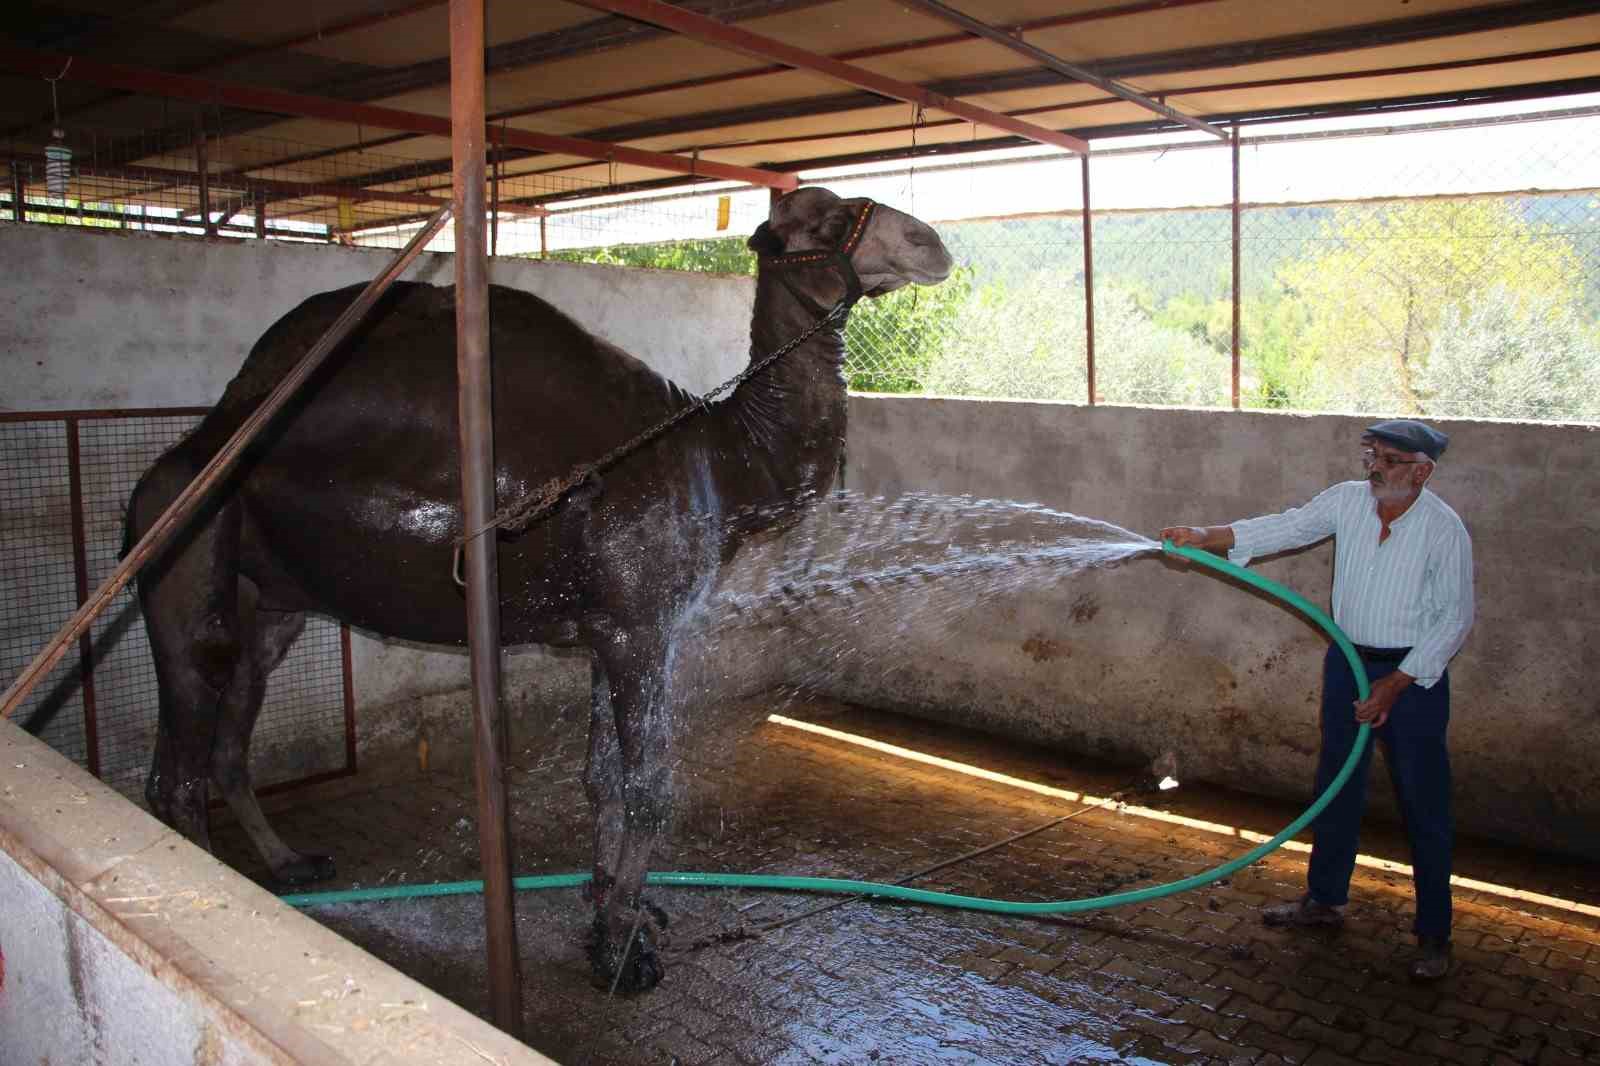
left=718, top=268, right=853, bottom=511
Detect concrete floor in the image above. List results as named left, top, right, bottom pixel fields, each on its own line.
left=212, top=696, right=1600, bottom=1066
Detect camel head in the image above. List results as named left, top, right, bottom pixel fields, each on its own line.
left=750, top=187, right=953, bottom=297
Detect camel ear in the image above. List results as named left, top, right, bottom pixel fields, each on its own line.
left=747, top=221, right=784, bottom=255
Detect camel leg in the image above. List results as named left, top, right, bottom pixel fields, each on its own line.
left=583, top=654, right=625, bottom=906
left=209, top=581, right=333, bottom=885
left=131, top=456, right=242, bottom=851
left=586, top=625, right=676, bottom=994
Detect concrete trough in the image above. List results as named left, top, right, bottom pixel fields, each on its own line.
left=0, top=717, right=555, bottom=1065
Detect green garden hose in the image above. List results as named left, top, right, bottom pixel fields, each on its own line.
left=281, top=540, right=1371, bottom=914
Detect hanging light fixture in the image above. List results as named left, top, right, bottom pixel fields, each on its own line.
left=45, top=129, right=71, bottom=198
left=44, top=59, right=73, bottom=198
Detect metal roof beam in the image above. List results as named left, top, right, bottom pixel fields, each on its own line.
left=898, top=0, right=1229, bottom=140
left=562, top=0, right=1091, bottom=155
left=0, top=45, right=798, bottom=190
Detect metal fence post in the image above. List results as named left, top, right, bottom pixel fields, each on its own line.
left=1081, top=152, right=1095, bottom=406
left=11, top=160, right=25, bottom=222
left=196, top=132, right=215, bottom=238
left=1231, top=123, right=1241, bottom=410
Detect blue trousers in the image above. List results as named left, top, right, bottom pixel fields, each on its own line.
left=1307, top=644, right=1453, bottom=940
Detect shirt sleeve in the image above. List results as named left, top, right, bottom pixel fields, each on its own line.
left=1226, top=483, right=1346, bottom=567
left=1398, top=518, right=1475, bottom=688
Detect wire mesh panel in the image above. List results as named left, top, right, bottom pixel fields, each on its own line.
left=75, top=415, right=199, bottom=796
left=1239, top=109, right=1600, bottom=421
left=1, top=412, right=353, bottom=804
left=0, top=419, right=86, bottom=764
left=539, top=185, right=771, bottom=265
left=824, top=156, right=1090, bottom=401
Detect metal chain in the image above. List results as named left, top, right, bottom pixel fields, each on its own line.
left=453, top=296, right=851, bottom=553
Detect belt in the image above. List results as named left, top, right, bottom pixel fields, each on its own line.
left=1353, top=644, right=1411, bottom=664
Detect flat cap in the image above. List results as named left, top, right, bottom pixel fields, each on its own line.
left=1365, top=419, right=1448, bottom=460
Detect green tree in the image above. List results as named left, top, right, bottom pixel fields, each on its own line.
left=1413, top=286, right=1600, bottom=420
left=923, top=270, right=1086, bottom=401
left=1276, top=198, right=1594, bottom=418
left=546, top=236, right=756, bottom=275
left=844, top=267, right=973, bottom=393
left=923, top=276, right=1225, bottom=406
left=1239, top=283, right=1316, bottom=409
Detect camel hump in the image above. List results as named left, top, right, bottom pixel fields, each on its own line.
left=214, top=280, right=677, bottom=416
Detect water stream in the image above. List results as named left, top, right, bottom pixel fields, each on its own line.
left=669, top=490, right=1162, bottom=709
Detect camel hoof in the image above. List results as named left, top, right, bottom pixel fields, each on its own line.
left=272, top=853, right=337, bottom=886
left=587, top=914, right=664, bottom=995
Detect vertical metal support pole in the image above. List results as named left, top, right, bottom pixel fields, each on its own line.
left=65, top=419, right=101, bottom=778
left=339, top=625, right=358, bottom=774
left=254, top=187, right=267, bottom=239
left=10, top=161, right=23, bottom=222
left=490, top=145, right=500, bottom=257
left=1081, top=153, right=1095, bottom=406
left=1230, top=123, right=1241, bottom=410
left=196, top=133, right=215, bottom=238
left=450, top=0, right=523, bottom=1039
left=538, top=214, right=547, bottom=259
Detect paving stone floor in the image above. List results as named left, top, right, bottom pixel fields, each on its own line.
left=212, top=696, right=1600, bottom=1066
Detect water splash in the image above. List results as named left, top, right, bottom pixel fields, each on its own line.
left=664, top=490, right=1160, bottom=706
left=718, top=491, right=1153, bottom=620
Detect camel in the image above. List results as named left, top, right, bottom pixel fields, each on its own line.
left=125, top=186, right=953, bottom=993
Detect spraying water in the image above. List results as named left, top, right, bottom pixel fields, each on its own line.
left=657, top=490, right=1161, bottom=712
left=719, top=490, right=1157, bottom=612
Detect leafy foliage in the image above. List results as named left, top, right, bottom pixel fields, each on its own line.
left=547, top=236, right=756, bottom=275
left=844, top=267, right=974, bottom=394
left=1274, top=199, right=1592, bottom=416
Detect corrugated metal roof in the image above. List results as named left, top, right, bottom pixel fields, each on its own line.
left=5, top=0, right=1598, bottom=229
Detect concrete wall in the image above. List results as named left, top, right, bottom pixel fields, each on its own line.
left=0, top=221, right=755, bottom=770
left=2, top=222, right=753, bottom=411
left=0, top=718, right=556, bottom=1065
left=836, top=397, right=1599, bottom=860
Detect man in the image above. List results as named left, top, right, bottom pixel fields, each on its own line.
left=1161, top=419, right=1474, bottom=981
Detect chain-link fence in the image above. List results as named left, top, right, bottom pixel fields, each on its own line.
left=822, top=105, right=1600, bottom=424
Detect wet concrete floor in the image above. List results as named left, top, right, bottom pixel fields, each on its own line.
left=212, top=697, right=1600, bottom=1065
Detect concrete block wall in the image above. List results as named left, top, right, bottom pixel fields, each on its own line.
left=835, top=397, right=1599, bottom=861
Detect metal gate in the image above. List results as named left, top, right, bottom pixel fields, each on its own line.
left=0, top=409, right=354, bottom=802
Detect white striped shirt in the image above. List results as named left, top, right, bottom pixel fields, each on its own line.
left=1228, top=481, right=1474, bottom=688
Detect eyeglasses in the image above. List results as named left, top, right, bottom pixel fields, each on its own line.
left=1361, top=447, right=1426, bottom=470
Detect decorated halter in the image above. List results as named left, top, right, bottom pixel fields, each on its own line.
left=751, top=198, right=877, bottom=312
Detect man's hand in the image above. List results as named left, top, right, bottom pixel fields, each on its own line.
left=1159, top=525, right=1235, bottom=552
left=1354, top=670, right=1414, bottom=728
